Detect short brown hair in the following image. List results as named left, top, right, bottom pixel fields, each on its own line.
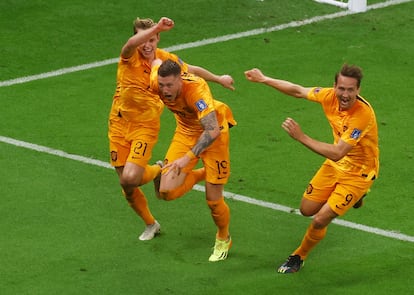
left=133, top=18, right=156, bottom=34
left=335, top=64, right=363, bottom=87
left=158, top=59, right=181, bottom=77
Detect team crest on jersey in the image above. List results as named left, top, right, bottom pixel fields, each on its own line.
left=350, top=128, right=362, bottom=139
left=195, top=99, right=208, bottom=111
left=111, top=151, right=117, bottom=162
left=306, top=184, right=313, bottom=194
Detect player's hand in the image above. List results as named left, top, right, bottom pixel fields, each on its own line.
left=281, top=117, right=304, bottom=141
left=162, top=163, right=181, bottom=177
left=244, top=68, right=266, bottom=83
left=219, top=75, right=235, bottom=90
left=157, top=17, right=174, bottom=32
left=162, top=155, right=191, bottom=176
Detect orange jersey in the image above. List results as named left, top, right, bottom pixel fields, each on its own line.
left=151, top=71, right=236, bottom=138
left=307, top=87, right=379, bottom=177
left=112, top=48, right=188, bottom=123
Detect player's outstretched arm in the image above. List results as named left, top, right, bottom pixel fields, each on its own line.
left=188, top=64, right=235, bottom=90
left=244, top=68, right=310, bottom=99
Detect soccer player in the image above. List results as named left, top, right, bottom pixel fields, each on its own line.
left=150, top=59, right=236, bottom=262
left=244, top=64, right=379, bottom=273
left=108, top=17, right=235, bottom=241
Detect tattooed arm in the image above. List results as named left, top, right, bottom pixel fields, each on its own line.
left=191, top=111, right=221, bottom=156
left=163, top=111, right=220, bottom=174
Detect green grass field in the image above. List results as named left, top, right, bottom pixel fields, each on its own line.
left=1, top=0, right=413, bottom=294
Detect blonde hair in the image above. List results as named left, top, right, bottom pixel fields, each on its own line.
left=133, top=18, right=156, bottom=34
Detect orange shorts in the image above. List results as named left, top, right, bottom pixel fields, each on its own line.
left=108, top=114, right=160, bottom=168
left=163, top=128, right=231, bottom=185
left=303, top=162, right=375, bottom=216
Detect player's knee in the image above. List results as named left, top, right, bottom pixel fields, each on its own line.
left=300, top=207, right=315, bottom=217
left=120, top=174, right=139, bottom=189
left=299, top=199, right=324, bottom=216
left=312, top=216, right=324, bottom=228
left=312, top=214, right=332, bottom=229
left=158, top=190, right=173, bottom=201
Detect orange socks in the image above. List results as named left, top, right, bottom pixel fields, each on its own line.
left=140, top=164, right=161, bottom=185
left=294, top=223, right=327, bottom=260
left=162, top=168, right=205, bottom=201
left=124, top=187, right=155, bottom=225
left=207, top=197, right=230, bottom=240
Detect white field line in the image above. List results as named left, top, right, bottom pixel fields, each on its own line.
left=0, top=0, right=412, bottom=88
left=1, top=135, right=413, bottom=243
